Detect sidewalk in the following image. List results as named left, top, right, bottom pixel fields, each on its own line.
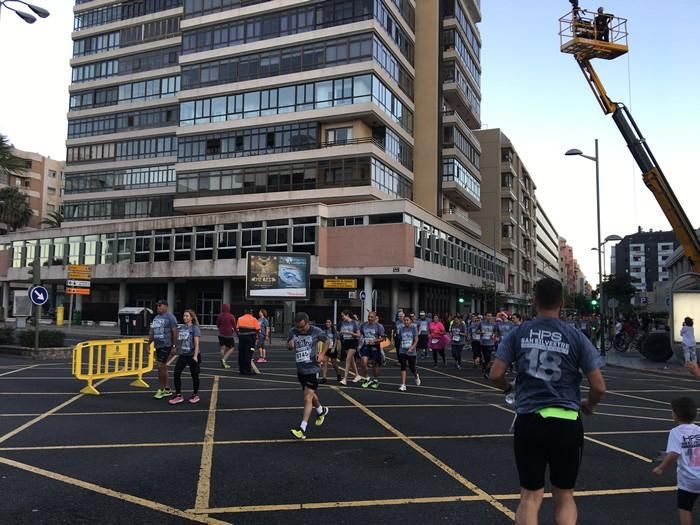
left=604, top=349, right=688, bottom=377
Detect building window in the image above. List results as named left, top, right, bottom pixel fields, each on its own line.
left=326, top=127, right=352, bottom=144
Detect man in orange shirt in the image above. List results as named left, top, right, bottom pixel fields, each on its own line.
left=237, top=308, right=260, bottom=375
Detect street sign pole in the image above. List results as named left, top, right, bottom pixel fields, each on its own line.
left=333, top=299, right=338, bottom=324
left=67, top=293, right=75, bottom=334
left=34, top=303, right=39, bottom=352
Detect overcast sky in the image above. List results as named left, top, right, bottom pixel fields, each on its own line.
left=0, top=0, right=698, bottom=283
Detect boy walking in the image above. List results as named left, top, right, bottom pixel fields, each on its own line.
left=288, top=312, right=330, bottom=440
left=653, top=397, right=700, bottom=525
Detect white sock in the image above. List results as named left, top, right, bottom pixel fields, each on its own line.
left=300, top=421, right=308, bottom=431
left=316, top=405, right=324, bottom=415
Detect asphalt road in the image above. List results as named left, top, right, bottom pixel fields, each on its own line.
left=0, top=341, right=695, bottom=524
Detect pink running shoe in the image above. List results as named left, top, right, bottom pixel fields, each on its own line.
left=169, top=395, right=184, bottom=405
left=189, top=394, right=200, bottom=404
left=255, top=358, right=264, bottom=363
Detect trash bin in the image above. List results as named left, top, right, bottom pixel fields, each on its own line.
left=118, top=307, right=153, bottom=336
left=56, top=306, right=65, bottom=327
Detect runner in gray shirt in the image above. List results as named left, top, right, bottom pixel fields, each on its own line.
left=490, top=278, right=606, bottom=525
left=288, top=312, right=329, bottom=440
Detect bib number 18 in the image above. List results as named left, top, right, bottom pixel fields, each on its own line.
left=525, top=348, right=562, bottom=382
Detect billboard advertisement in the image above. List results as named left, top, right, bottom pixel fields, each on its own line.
left=672, top=292, right=700, bottom=343
left=246, top=252, right=311, bottom=300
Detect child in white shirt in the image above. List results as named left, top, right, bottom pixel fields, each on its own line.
left=653, top=397, right=700, bottom=525
left=681, top=317, right=696, bottom=364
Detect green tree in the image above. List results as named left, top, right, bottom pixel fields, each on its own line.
left=602, top=274, right=637, bottom=304
left=0, top=134, right=27, bottom=181
left=41, top=210, right=63, bottom=228
left=0, top=186, right=33, bottom=231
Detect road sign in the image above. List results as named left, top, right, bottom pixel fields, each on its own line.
left=640, top=296, right=648, bottom=305
left=29, top=285, right=49, bottom=306
left=67, top=279, right=91, bottom=288
left=323, top=278, right=357, bottom=289
left=66, top=287, right=91, bottom=295
left=360, top=290, right=367, bottom=301
left=607, top=298, right=619, bottom=308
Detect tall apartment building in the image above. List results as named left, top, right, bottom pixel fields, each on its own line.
left=613, top=227, right=679, bottom=292
left=559, top=237, right=576, bottom=297
left=0, top=0, right=508, bottom=323
left=536, top=203, right=560, bottom=281
left=3, top=149, right=64, bottom=230
left=472, top=128, right=537, bottom=312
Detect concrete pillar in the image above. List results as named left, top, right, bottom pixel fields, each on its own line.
left=412, top=282, right=420, bottom=315
left=75, top=294, right=83, bottom=311
left=118, top=281, right=127, bottom=310
left=390, top=279, right=399, bottom=315
left=222, top=279, right=231, bottom=305
left=167, top=280, right=175, bottom=312
left=449, top=288, right=457, bottom=316
left=283, top=300, right=295, bottom=336
left=2, top=282, right=8, bottom=318
left=362, top=276, right=373, bottom=322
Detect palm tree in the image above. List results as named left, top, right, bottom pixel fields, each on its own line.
left=0, top=134, right=28, bottom=181
left=0, top=186, right=33, bottom=231
left=41, top=210, right=63, bottom=228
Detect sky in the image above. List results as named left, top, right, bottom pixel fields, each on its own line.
left=0, top=0, right=698, bottom=283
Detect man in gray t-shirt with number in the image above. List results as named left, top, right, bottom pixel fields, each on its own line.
left=490, top=278, right=606, bottom=525
left=149, top=299, right=178, bottom=400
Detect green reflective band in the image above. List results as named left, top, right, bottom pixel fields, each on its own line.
left=536, top=407, right=579, bottom=420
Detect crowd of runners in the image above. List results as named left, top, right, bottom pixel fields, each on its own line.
left=143, top=280, right=700, bottom=525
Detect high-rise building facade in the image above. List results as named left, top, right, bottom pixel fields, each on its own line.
left=613, top=227, right=679, bottom=292
left=536, top=203, right=560, bottom=281
left=472, top=128, right=537, bottom=311
left=3, top=149, right=64, bottom=230
left=0, top=0, right=507, bottom=323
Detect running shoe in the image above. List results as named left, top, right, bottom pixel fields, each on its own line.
left=189, top=394, right=200, bottom=404
left=153, top=388, right=173, bottom=399
left=220, top=359, right=231, bottom=369
left=340, top=379, right=348, bottom=386
left=336, top=374, right=342, bottom=381
left=290, top=428, right=306, bottom=440
left=315, top=407, right=329, bottom=427
left=255, top=358, right=264, bottom=363
left=320, top=378, right=328, bottom=384
left=370, top=380, right=379, bottom=389
left=352, top=375, right=363, bottom=383
left=456, top=364, right=462, bottom=370
left=168, top=395, right=184, bottom=405
left=415, top=375, right=421, bottom=386
left=399, top=384, right=407, bottom=392
left=361, top=378, right=372, bottom=388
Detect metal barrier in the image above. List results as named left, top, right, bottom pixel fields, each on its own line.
left=72, top=338, right=154, bottom=395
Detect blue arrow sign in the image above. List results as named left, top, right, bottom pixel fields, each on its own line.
left=360, top=290, right=367, bottom=301
left=29, top=285, right=49, bottom=306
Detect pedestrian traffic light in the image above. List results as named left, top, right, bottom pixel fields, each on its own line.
left=458, top=289, right=465, bottom=305
left=591, top=298, right=599, bottom=307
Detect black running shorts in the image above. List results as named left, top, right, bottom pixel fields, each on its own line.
left=678, top=489, right=700, bottom=511
left=417, top=334, right=428, bottom=351
left=155, top=346, right=172, bottom=364
left=297, top=372, right=319, bottom=391
left=513, top=412, right=584, bottom=491
left=218, top=336, right=235, bottom=348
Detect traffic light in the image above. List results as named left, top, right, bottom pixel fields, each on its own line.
left=458, top=289, right=465, bottom=305
left=27, top=257, right=41, bottom=285
left=590, top=289, right=599, bottom=309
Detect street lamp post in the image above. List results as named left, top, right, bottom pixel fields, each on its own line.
left=566, top=140, right=603, bottom=321
left=0, top=0, right=49, bottom=24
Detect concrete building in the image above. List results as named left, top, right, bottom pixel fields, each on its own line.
left=0, top=0, right=507, bottom=323
left=3, top=149, right=64, bottom=229
left=472, top=128, right=537, bottom=311
left=536, top=202, right=560, bottom=281
left=613, top=227, right=679, bottom=292
left=559, top=237, right=576, bottom=298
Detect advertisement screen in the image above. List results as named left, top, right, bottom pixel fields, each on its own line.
left=672, top=292, right=700, bottom=343
left=246, top=252, right=310, bottom=300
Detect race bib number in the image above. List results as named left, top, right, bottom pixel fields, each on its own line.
left=431, top=338, right=440, bottom=345
left=452, top=335, right=461, bottom=342
left=295, top=350, right=311, bottom=363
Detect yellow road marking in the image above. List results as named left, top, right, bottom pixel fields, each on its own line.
left=583, top=436, right=653, bottom=463
left=0, top=428, right=672, bottom=453
left=190, top=485, right=679, bottom=514
left=0, top=378, right=109, bottom=445
left=189, top=494, right=485, bottom=514
left=332, top=387, right=515, bottom=520
left=0, top=456, right=231, bottom=525
left=195, top=376, right=219, bottom=511
left=595, top=411, right=673, bottom=423
left=0, top=364, right=40, bottom=377
left=0, top=387, right=299, bottom=396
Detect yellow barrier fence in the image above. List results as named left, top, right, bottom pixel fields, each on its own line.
left=72, top=338, right=154, bottom=395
